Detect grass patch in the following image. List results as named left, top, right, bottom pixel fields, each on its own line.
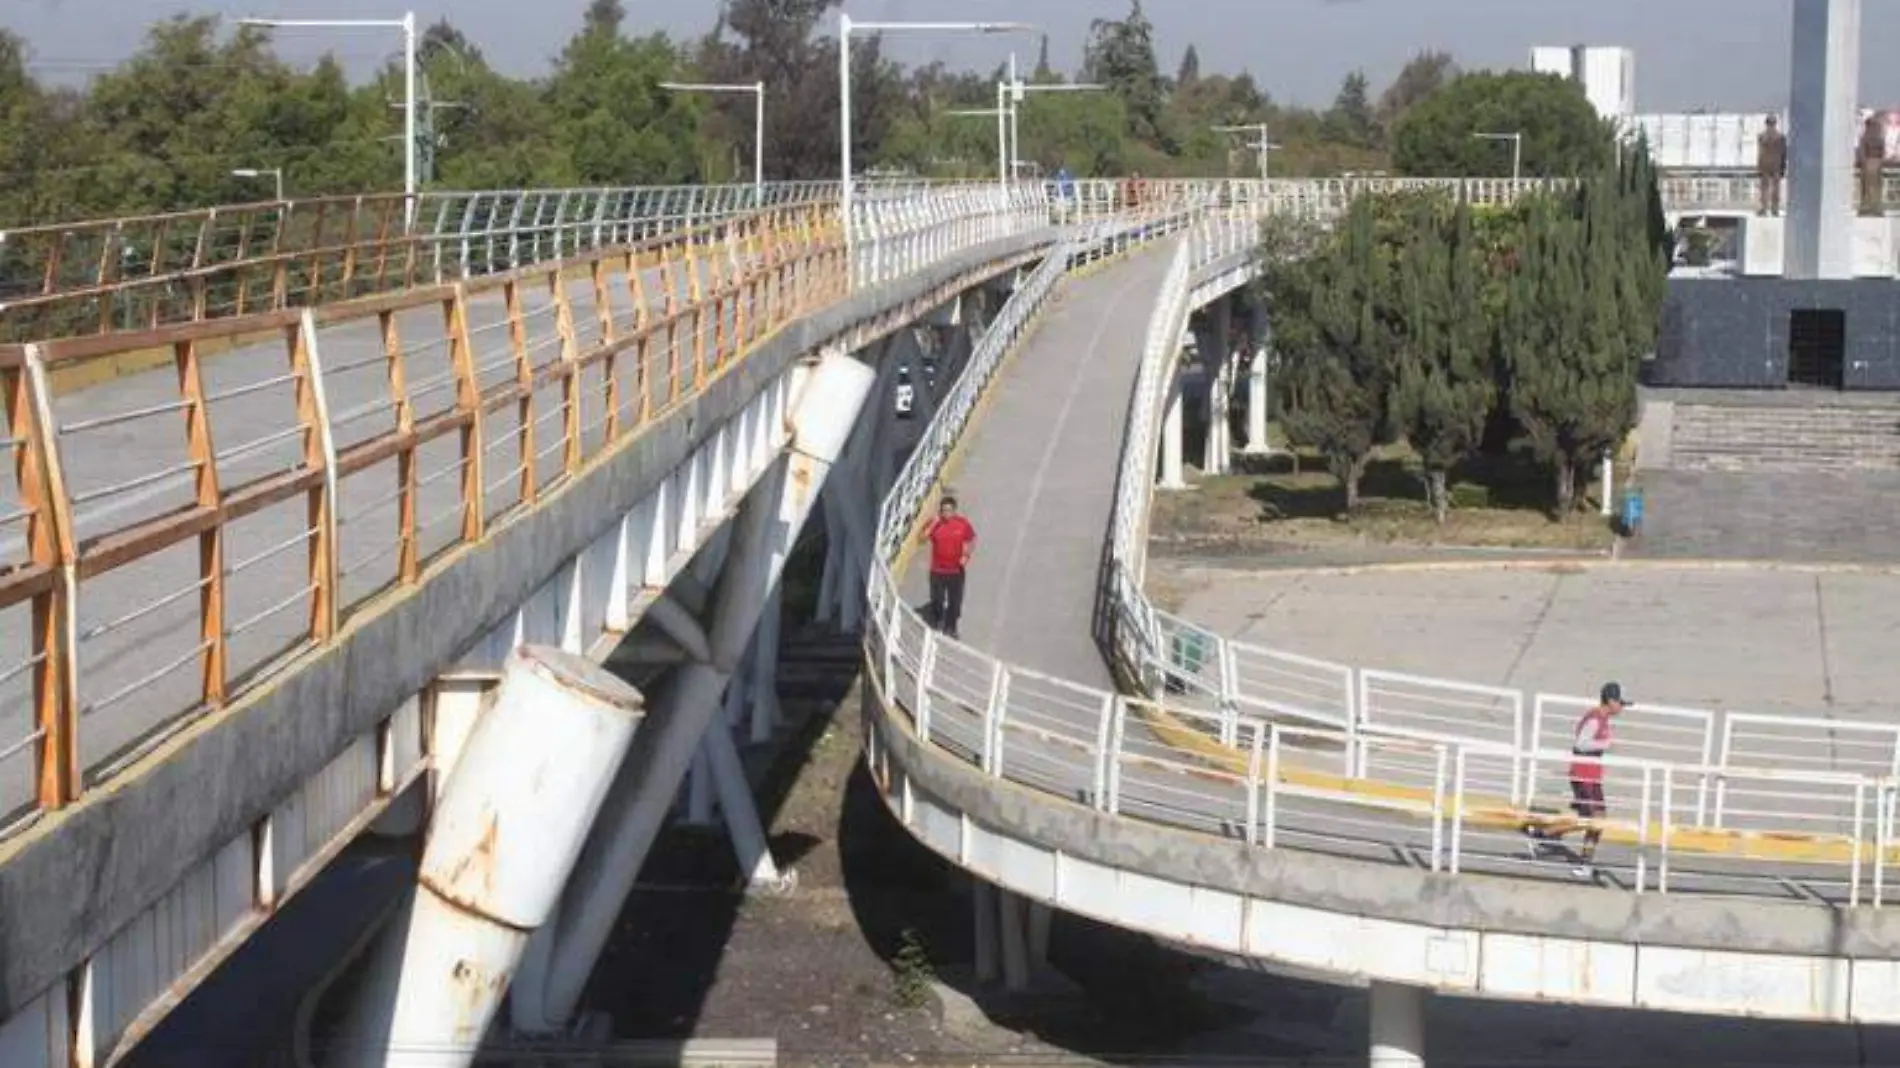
left=1158, top=438, right=1622, bottom=553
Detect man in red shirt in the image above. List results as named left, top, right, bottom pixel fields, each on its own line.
left=919, top=494, right=976, bottom=639
left=1524, top=681, right=1629, bottom=878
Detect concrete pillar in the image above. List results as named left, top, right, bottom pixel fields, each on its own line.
left=1159, top=378, right=1187, bottom=489
left=1026, top=901, right=1052, bottom=966
left=972, top=881, right=999, bottom=984
left=331, top=647, right=644, bottom=1068
left=531, top=352, right=874, bottom=1030
left=1368, top=981, right=1425, bottom=1068
left=1203, top=301, right=1233, bottom=475
left=1244, top=351, right=1270, bottom=454
left=997, top=890, right=1032, bottom=992
left=1786, top=0, right=1861, bottom=279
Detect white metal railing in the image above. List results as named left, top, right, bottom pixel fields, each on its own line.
left=864, top=176, right=1900, bottom=907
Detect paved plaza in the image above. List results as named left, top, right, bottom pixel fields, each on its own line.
left=1153, top=558, right=1900, bottom=724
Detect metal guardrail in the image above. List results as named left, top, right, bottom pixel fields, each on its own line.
left=0, top=182, right=1063, bottom=837
left=866, top=182, right=1900, bottom=907
left=1, top=173, right=1774, bottom=343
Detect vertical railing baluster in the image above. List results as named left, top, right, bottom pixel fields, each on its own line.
left=291, top=311, right=340, bottom=640
left=174, top=337, right=226, bottom=706
left=591, top=259, right=620, bottom=448
left=549, top=273, right=584, bottom=480
left=380, top=310, right=420, bottom=584
left=444, top=287, right=485, bottom=543
left=15, top=346, right=78, bottom=809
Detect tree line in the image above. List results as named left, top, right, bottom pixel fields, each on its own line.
left=1261, top=147, right=1669, bottom=520
left=0, top=0, right=1618, bottom=229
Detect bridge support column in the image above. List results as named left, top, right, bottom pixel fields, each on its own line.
left=1243, top=304, right=1272, bottom=455
left=1202, top=300, right=1233, bottom=476
left=1368, top=981, right=1425, bottom=1068
left=528, top=351, right=875, bottom=1032
left=971, top=882, right=1046, bottom=993
left=329, top=647, right=644, bottom=1068
left=1159, top=376, right=1187, bottom=489
left=815, top=342, right=893, bottom=633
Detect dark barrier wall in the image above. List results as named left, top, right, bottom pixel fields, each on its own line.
left=1652, top=278, right=1900, bottom=390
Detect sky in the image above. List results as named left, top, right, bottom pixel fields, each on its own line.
left=8, top=0, right=1900, bottom=112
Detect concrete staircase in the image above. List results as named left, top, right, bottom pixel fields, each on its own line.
left=1668, top=401, right=1900, bottom=473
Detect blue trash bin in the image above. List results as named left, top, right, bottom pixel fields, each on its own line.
left=1619, top=487, right=1645, bottom=535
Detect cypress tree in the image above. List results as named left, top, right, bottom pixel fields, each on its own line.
left=1505, top=175, right=1643, bottom=515
left=1391, top=197, right=1495, bottom=522
left=1269, top=196, right=1393, bottom=511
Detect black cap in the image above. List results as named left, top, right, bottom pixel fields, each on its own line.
left=1601, top=681, right=1631, bottom=706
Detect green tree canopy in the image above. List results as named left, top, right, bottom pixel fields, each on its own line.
left=1390, top=70, right=1613, bottom=179
left=1083, top=0, right=1169, bottom=153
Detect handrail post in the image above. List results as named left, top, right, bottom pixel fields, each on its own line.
left=1244, top=721, right=1266, bottom=846
left=914, top=629, right=937, bottom=741
left=1091, top=692, right=1115, bottom=810
left=292, top=310, right=341, bottom=641
left=16, top=346, right=79, bottom=809
left=445, top=285, right=487, bottom=543
left=1448, top=745, right=1467, bottom=874
left=174, top=336, right=227, bottom=707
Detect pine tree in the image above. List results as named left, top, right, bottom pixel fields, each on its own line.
left=1391, top=197, right=1495, bottom=523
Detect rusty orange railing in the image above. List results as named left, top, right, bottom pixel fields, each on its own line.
left=0, top=202, right=852, bottom=824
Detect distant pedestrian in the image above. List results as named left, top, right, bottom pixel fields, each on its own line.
left=1524, top=681, right=1630, bottom=878
left=1858, top=114, right=1889, bottom=216
left=920, top=494, right=976, bottom=639
left=1757, top=114, right=1786, bottom=216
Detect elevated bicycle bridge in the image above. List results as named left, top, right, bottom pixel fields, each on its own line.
left=0, top=172, right=1888, bottom=1067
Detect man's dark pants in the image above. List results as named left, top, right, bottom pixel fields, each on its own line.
left=928, top=569, right=966, bottom=635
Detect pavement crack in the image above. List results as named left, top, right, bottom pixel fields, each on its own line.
left=1814, top=572, right=1841, bottom=774
left=1499, top=568, right=1563, bottom=690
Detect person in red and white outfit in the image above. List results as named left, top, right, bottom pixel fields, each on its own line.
left=1525, top=681, right=1629, bottom=878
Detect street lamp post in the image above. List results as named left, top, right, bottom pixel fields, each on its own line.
left=1473, top=130, right=1524, bottom=182
left=838, top=15, right=1033, bottom=249
left=662, top=81, right=767, bottom=194
left=1212, top=123, right=1280, bottom=179
left=230, top=167, right=285, bottom=201
left=240, top=11, right=417, bottom=225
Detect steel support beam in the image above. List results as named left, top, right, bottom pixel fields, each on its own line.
left=527, top=351, right=874, bottom=1031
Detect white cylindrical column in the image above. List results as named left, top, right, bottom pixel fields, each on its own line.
left=1244, top=352, right=1269, bottom=454
left=1368, top=981, right=1426, bottom=1068
left=536, top=352, right=874, bottom=1029
left=1204, top=301, right=1233, bottom=475
left=1159, top=378, right=1187, bottom=489
left=331, top=646, right=644, bottom=1068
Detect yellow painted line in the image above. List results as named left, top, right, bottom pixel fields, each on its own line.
left=1132, top=703, right=1895, bottom=867
left=1168, top=556, right=1900, bottom=581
